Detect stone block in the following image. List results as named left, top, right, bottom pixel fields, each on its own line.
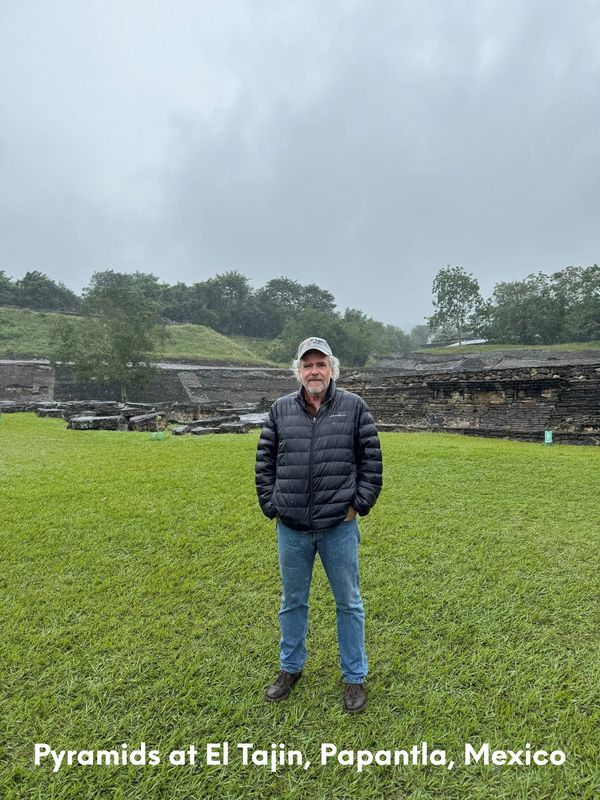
left=67, top=415, right=125, bottom=431
left=217, top=421, right=251, bottom=433
left=35, top=407, right=67, bottom=419
left=0, top=401, right=34, bottom=413
left=187, top=414, right=240, bottom=428
left=128, top=413, right=164, bottom=432
left=168, top=403, right=209, bottom=423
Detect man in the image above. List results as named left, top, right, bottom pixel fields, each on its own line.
left=255, top=336, right=382, bottom=712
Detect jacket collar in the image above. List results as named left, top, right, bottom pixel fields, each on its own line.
left=296, top=379, right=337, bottom=409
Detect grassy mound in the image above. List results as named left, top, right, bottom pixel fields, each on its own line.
left=0, top=306, right=276, bottom=365
left=2, top=414, right=599, bottom=798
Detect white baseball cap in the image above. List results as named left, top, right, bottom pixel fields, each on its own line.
left=296, top=337, right=333, bottom=359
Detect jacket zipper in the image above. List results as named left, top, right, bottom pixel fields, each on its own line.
left=308, top=414, right=316, bottom=529
left=300, top=387, right=335, bottom=530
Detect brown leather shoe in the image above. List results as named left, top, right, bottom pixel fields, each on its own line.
left=344, top=682, right=367, bottom=713
left=265, top=670, right=302, bottom=702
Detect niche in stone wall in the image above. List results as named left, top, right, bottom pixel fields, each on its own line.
left=432, top=386, right=465, bottom=400
left=474, top=389, right=505, bottom=404
left=513, top=385, right=542, bottom=400
left=541, top=387, right=560, bottom=400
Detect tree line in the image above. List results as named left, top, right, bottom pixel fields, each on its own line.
left=0, top=270, right=81, bottom=313
left=2, top=263, right=598, bottom=361
left=0, top=268, right=413, bottom=366
left=429, top=264, right=600, bottom=346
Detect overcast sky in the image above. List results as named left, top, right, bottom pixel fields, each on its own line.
left=1, top=0, right=599, bottom=328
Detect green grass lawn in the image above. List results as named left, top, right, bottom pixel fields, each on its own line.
left=1, top=414, right=599, bottom=799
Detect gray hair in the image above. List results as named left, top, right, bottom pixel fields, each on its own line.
left=291, top=354, right=340, bottom=383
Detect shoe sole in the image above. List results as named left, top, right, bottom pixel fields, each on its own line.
left=344, top=702, right=367, bottom=713
left=265, top=691, right=291, bottom=702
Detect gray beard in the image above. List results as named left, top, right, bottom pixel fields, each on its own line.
left=305, top=381, right=327, bottom=396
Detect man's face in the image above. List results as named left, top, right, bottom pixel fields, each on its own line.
left=300, top=350, right=332, bottom=398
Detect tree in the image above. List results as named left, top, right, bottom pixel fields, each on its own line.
left=428, top=265, right=483, bottom=346
left=484, top=266, right=600, bottom=345
left=469, top=298, right=494, bottom=340
left=553, top=265, right=600, bottom=342
left=267, top=310, right=341, bottom=363
left=339, top=308, right=375, bottom=365
left=160, top=281, right=193, bottom=322
left=267, top=309, right=375, bottom=367
left=249, top=278, right=303, bottom=338
left=202, top=270, right=253, bottom=335
left=0, top=270, right=14, bottom=305
left=51, top=270, right=166, bottom=402
left=260, top=277, right=304, bottom=312
left=487, top=273, right=565, bottom=345
left=366, top=319, right=411, bottom=357
left=128, top=271, right=164, bottom=304
left=339, top=309, right=410, bottom=361
left=13, top=270, right=80, bottom=311
left=408, top=324, right=431, bottom=349
left=297, top=283, right=336, bottom=314
left=248, top=278, right=338, bottom=338
left=161, top=281, right=219, bottom=327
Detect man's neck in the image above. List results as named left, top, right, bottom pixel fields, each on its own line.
left=306, top=395, right=321, bottom=415
left=304, top=381, right=331, bottom=414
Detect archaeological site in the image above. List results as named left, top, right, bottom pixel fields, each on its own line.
left=1, top=349, right=599, bottom=444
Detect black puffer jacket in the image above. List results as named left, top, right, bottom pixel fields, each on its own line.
left=255, top=381, right=383, bottom=531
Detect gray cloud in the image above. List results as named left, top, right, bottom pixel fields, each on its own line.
left=1, top=0, right=599, bottom=327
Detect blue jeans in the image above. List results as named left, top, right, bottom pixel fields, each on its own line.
left=277, top=517, right=367, bottom=684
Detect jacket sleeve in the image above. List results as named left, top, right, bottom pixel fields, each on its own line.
left=352, top=401, right=383, bottom=516
left=255, top=405, right=279, bottom=519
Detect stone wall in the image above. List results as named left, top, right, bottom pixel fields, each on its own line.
left=0, top=360, right=297, bottom=407
left=341, top=355, right=600, bottom=445
left=0, top=360, right=54, bottom=402
left=3, top=351, right=600, bottom=444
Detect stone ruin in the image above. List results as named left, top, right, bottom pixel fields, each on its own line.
left=0, top=399, right=269, bottom=435
left=0, top=360, right=284, bottom=436
left=1, top=349, right=600, bottom=444
left=168, top=401, right=269, bottom=435
left=340, top=350, right=600, bottom=446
